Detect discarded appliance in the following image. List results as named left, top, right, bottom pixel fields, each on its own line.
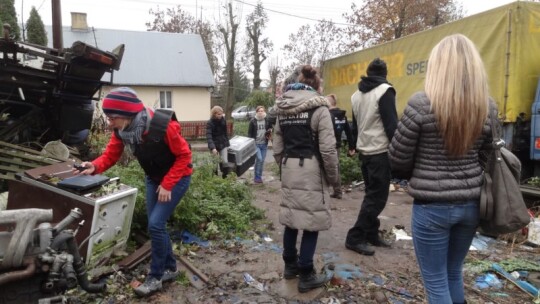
left=0, top=208, right=106, bottom=303
left=228, top=136, right=257, bottom=176
left=6, top=160, right=137, bottom=269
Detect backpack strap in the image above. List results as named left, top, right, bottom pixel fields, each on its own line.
left=147, top=109, right=177, bottom=141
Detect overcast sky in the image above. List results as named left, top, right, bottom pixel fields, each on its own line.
left=14, top=0, right=516, bottom=48
left=13, top=0, right=516, bottom=79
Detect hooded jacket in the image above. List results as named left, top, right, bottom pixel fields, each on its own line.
left=273, top=88, right=339, bottom=231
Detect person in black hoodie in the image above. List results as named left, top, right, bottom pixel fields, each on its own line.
left=345, top=58, right=398, bottom=256
left=327, top=94, right=355, bottom=199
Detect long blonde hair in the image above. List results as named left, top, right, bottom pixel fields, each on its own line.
left=425, top=34, right=489, bottom=156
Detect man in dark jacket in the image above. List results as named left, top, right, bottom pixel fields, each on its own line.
left=327, top=94, right=354, bottom=199
left=346, top=58, right=398, bottom=256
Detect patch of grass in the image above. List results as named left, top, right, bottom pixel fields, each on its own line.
left=176, top=271, right=190, bottom=286
left=268, top=162, right=279, bottom=177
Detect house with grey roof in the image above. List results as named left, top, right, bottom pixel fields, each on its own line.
left=47, top=13, right=215, bottom=122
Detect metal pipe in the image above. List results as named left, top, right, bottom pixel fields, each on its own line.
left=0, top=257, right=35, bottom=285
left=52, top=0, right=63, bottom=50
left=61, top=231, right=106, bottom=293
left=0, top=209, right=52, bottom=269
left=53, top=208, right=82, bottom=234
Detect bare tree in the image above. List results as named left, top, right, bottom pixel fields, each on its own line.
left=218, top=2, right=240, bottom=117
left=245, top=1, right=273, bottom=90
left=267, top=57, right=281, bottom=97
left=146, top=5, right=219, bottom=74
left=343, top=0, right=463, bottom=49
left=282, top=20, right=346, bottom=74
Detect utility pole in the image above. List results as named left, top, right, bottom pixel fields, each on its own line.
left=52, top=0, right=63, bottom=50
left=21, top=0, right=25, bottom=41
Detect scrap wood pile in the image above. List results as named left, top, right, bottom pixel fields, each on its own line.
left=0, top=140, right=77, bottom=182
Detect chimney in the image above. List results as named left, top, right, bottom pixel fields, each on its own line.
left=71, top=12, right=88, bottom=31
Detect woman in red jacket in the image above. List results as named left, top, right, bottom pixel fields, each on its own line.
left=77, top=87, right=192, bottom=297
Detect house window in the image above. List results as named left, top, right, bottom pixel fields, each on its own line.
left=159, top=91, right=172, bottom=108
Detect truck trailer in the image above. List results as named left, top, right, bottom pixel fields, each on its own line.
left=323, top=1, right=540, bottom=178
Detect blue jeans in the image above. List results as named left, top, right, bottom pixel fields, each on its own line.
left=146, top=175, right=191, bottom=280
left=412, top=201, right=479, bottom=304
left=255, top=144, right=267, bottom=179
left=283, top=226, right=319, bottom=268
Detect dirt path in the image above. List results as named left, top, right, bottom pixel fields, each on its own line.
left=110, top=165, right=538, bottom=304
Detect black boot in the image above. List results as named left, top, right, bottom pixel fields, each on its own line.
left=297, top=266, right=331, bottom=293
left=282, top=255, right=299, bottom=279
left=221, top=164, right=230, bottom=178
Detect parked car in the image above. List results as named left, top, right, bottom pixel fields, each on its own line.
left=231, top=105, right=256, bottom=120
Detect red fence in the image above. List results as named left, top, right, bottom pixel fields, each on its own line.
left=179, top=121, right=234, bottom=140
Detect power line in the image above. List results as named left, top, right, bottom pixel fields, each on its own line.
left=232, top=0, right=357, bottom=27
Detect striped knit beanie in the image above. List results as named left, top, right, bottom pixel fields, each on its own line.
left=102, top=87, right=144, bottom=117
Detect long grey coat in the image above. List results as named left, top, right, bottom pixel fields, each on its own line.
left=389, top=92, right=494, bottom=202
left=273, top=89, right=339, bottom=231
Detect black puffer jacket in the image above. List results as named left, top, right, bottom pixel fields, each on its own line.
left=389, top=92, right=494, bottom=202
left=206, top=117, right=230, bottom=151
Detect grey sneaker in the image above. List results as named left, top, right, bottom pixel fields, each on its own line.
left=134, top=276, right=162, bottom=297
left=162, top=269, right=179, bottom=283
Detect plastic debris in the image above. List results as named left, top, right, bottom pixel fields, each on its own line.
left=321, top=297, right=340, bottom=304
left=261, top=234, right=273, bottom=242
left=492, top=263, right=540, bottom=297
left=475, top=273, right=503, bottom=289
left=332, top=263, right=364, bottom=280
left=243, top=272, right=265, bottom=291
left=392, top=227, right=412, bottom=241
left=469, top=233, right=496, bottom=251
left=171, top=230, right=210, bottom=248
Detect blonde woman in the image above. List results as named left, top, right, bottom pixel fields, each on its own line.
left=206, top=106, right=230, bottom=177
left=389, top=34, right=494, bottom=304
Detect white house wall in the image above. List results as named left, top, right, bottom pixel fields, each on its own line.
left=100, top=86, right=210, bottom=121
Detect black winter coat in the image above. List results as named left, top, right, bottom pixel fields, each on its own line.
left=206, top=117, right=230, bottom=151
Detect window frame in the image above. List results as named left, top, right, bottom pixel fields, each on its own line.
left=159, top=90, right=172, bottom=108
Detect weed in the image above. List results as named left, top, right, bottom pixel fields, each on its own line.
left=338, top=147, right=363, bottom=185
left=233, top=120, right=249, bottom=137
left=527, top=176, right=540, bottom=188
left=101, top=150, right=263, bottom=240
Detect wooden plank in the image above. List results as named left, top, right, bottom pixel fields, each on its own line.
left=0, top=173, right=15, bottom=180
left=178, top=256, right=209, bottom=284
left=0, top=141, right=44, bottom=155
left=0, top=165, right=25, bottom=173
left=0, top=156, right=42, bottom=168
left=0, top=150, right=56, bottom=164
left=116, top=241, right=151, bottom=270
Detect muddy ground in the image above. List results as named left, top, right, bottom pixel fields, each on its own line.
left=78, top=163, right=540, bottom=304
